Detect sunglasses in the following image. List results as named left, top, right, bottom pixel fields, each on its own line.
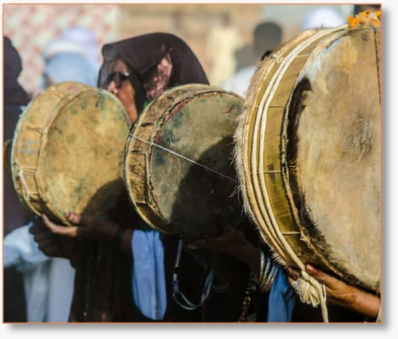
left=109, top=71, right=130, bottom=89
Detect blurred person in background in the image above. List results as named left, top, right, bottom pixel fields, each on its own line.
left=301, top=6, right=345, bottom=31
left=233, top=44, right=256, bottom=74
left=169, top=10, right=191, bottom=42
left=353, top=3, right=381, bottom=15
left=59, top=26, right=101, bottom=71
left=42, top=53, right=98, bottom=88
left=4, top=37, right=98, bottom=322
left=206, top=13, right=243, bottom=87
left=42, top=26, right=101, bottom=73
left=222, top=21, right=283, bottom=98
left=3, top=35, right=31, bottom=323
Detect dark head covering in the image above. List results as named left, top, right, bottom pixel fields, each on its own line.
left=98, top=33, right=209, bottom=112
left=4, top=36, right=30, bottom=106
left=3, top=36, right=31, bottom=236
left=71, top=33, right=210, bottom=323
left=4, top=38, right=31, bottom=322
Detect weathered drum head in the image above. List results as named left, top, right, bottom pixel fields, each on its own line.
left=124, top=84, right=244, bottom=237
left=11, top=81, right=130, bottom=225
left=235, top=26, right=381, bottom=293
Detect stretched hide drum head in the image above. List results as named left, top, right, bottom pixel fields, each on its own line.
left=11, top=81, right=130, bottom=225
left=124, top=84, right=245, bottom=238
left=235, top=25, right=381, bottom=294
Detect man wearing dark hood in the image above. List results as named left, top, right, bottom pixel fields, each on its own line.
left=3, top=36, right=31, bottom=322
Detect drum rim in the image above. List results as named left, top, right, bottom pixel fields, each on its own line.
left=236, top=25, right=380, bottom=293
left=11, top=82, right=130, bottom=225
left=37, top=88, right=129, bottom=224
left=11, top=82, right=91, bottom=220
left=124, top=84, right=244, bottom=237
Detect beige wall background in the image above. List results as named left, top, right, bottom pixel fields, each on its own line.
left=4, top=3, right=353, bottom=95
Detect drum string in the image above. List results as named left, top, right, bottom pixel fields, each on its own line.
left=252, top=37, right=307, bottom=255
left=249, top=28, right=341, bottom=323
left=271, top=53, right=312, bottom=64
left=250, top=29, right=317, bottom=261
left=131, top=136, right=237, bottom=183
left=246, top=27, right=345, bottom=323
left=372, top=27, right=381, bottom=103
left=292, top=271, right=329, bottom=322
left=271, top=54, right=284, bottom=64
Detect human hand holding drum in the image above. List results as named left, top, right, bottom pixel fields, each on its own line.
left=12, top=82, right=132, bottom=260
left=41, top=213, right=118, bottom=241
left=40, top=213, right=134, bottom=257
left=29, top=218, right=78, bottom=265
left=193, top=217, right=261, bottom=278
left=286, top=265, right=381, bottom=320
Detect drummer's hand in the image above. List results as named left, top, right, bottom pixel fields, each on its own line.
left=41, top=212, right=118, bottom=241
left=285, top=266, right=300, bottom=282
left=29, top=219, right=77, bottom=263
left=192, top=217, right=250, bottom=257
left=286, top=264, right=380, bottom=319
left=192, top=217, right=260, bottom=275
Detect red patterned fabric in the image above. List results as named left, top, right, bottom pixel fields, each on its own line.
left=4, top=4, right=119, bottom=95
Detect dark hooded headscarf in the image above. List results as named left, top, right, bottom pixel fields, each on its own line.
left=4, top=36, right=30, bottom=107
left=3, top=37, right=31, bottom=321
left=98, top=33, right=209, bottom=112
left=3, top=36, right=31, bottom=237
left=70, top=33, right=210, bottom=323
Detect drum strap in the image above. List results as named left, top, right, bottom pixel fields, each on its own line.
left=131, top=136, right=237, bottom=183
left=172, top=239, right=214, bottom=311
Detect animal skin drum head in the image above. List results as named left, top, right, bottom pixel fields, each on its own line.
left=124, top=84, right=245, bottom=238
left=11, top=81, right=130, bottom=225
left=234, top=25, right=381, bottom=294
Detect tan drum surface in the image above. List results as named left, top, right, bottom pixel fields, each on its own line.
left=124, top=84, right=244, bottom=237
left=235, top=25, right=381, bottom=293
left=11, top=81, right=130, bottom=225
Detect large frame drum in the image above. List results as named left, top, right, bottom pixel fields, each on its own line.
left=11, top=82, right=130, bottom=225
left=235, top=25, right=381, bottom=297
left=124, top=84, right=244, bottom=237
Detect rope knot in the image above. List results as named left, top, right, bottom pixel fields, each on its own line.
left=291, top=269, right=329, bottom=322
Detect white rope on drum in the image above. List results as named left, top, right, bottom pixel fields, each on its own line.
left=248, top=31, right=335, bottom=265
left=250, top=26, right=348, bottom=323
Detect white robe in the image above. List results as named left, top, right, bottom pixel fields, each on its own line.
left=4, top=224, right=75, bottom=322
